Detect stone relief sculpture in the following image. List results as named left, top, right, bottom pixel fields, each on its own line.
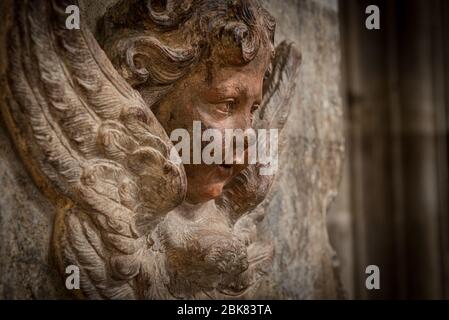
left=0, top=0, right=300, bottom=299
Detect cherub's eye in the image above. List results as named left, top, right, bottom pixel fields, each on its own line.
left=264, top=64, right=273, bottom=82
left=251, top=104, right=260, bottom=114
left=216, top=100, right=236, bottom=116
left=264, top=70, right=271, bottom=81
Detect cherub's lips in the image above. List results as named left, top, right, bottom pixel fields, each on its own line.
left=217, top=164, right=234, bottom=179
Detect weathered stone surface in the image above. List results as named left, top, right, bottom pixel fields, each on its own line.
left=256, top=0, right=344, bottom=299
left=0, top=0, right=344, bottom=299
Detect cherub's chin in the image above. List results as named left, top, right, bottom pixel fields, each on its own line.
left=206, top=182, right=226, bottom=199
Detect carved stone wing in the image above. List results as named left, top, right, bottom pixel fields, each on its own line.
left=216, top=41, right=301, bottom=220
left=1, top=0, right=186, bottom=299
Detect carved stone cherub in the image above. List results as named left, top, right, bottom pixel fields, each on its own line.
left=1, top=0, right=300, bottom=299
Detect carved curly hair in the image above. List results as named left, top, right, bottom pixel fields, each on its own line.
left=99, top=0, right=275, bottom=104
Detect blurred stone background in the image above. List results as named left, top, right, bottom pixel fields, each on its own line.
left=338, top=0, right=449, bottom=299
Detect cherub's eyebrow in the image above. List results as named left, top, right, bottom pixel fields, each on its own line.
left=205, top=85, right=245, bottom=101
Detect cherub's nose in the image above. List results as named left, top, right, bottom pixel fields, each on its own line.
left=225, top=129, right=257, bottom=178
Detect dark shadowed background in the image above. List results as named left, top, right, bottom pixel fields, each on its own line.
left=329, top=0, right=449, bottom=299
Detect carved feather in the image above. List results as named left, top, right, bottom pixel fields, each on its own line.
left=2, top=0, right=187, bottom=299
left=258, top=41, right=302, bottom=130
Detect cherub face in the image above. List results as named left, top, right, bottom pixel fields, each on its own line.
left=153, top=47, right=272, bottom=204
